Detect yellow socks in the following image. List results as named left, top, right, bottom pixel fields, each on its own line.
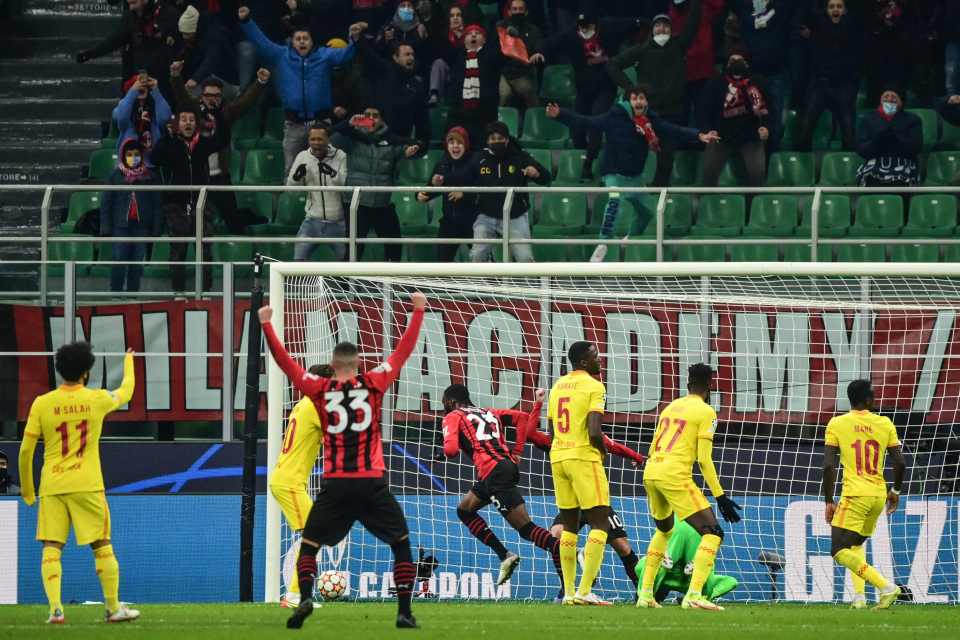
left=559, top=531, right=578, bottom=598
left=41, top=546, right=63, bottom=614
left=577, top=529, right=608, bottom=597
left=834, top=547, right=889, bottom=591
left=850, top=545, right=866, bottom=597
left=641, top=528, right=673, bottom=593
left=688, top=534, right=722, bottom=595
left=94, top=544, right=121, bottom=612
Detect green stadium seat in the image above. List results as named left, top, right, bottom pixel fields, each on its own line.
left=943, top=243, right=960, bottom=262
left=834, top=243, right=887, bottom=262
left=100, top=137, right=117, bottom=149
left=429, top=107, right=450, bottom=146
left=539, top=192, right=588, bottom=227
left=531, top=225, right=572, bottom=262
left=64, top=192, right=101, bottom=231
left=906, top=109, right=939, bottom=151
left=697, top=195, right=745, bottom=233
left=670, top=151, right=700, bottom=186
left=662, top=194, right=694, bottom=237
left=212, top=241, right=255, bottom=263
left=231, top=112, right=261, bottom=151
left=275, top=192, right=308, bottom=228
left=623, top=244, right=657, bottom=262
left=767, top=152, right=815, bottom=187
left=48, top=237, right=95, bottom=263
left=888, top=243, right=940, bottom=262
left=540, top=65, right=576, bottom=106
left=729, top=244, right=780, bottom=262
left=939, top=118, right=960, bottom=151
left=744, top=195, right=798, bottom=237
left=851, top=195, right=903, bottom=237
left=498, top=106, right=520, bottom=138
left=527, top=148, right=554, bottom=177
left=397, top=150, right=442, bottom=186
left=555, top=150, right=598, bottom=185
left=88, top=149, right=118, bottom=181
left=714, top=162, right=740, bottom=187
left=392, top=192, right=430, bottom=226
left=520, top=108, right=571, bottom=149
left=819, top=152, right=861, bottom=187
left=640, top=152, right=657, bottom=185
left=903, top=195, right=957, bottom=238
left=673, top=243, right=726, bottom=262
left=797, top=194, right=852, bottom=237
left=783, top=110, right=834, bottom=150
left=588, top=195, right=643, bottom=236
left=925, top=151, right=960, bottom=186
left=236, top=191, right=275, bottom=223
left=403, top=224, right=439, bottom=262
left=226, top=149, right=243, bottom=181
left=259, top=107, right=284, bottom=149
left=241, top=149, right=284, bottom=185
left=782, top=243, right=834, bottom=262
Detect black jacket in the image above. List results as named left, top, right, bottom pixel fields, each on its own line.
left=699, top=74, right=771, bottom=147
left=856, top=109, right=923, bottom=161
left=542, top=18, right=641, bottom=96
left=474, top=139, right=551, bottom=219
left=357, top=38, right=431, bottom=149
left=800, top=12, right=862, bottom=82
left=85, top=1, right=180, bottom=76
left=423, top=151, right=480, bottom=224
left=151, top=129, right=227, bottom=208
left=447, top=45, right=507, bottom=122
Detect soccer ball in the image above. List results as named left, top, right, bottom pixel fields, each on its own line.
left=317, top=570, right=347, bottom=601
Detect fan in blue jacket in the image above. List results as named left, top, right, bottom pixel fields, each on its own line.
left=548, top=87, right=719, bottom=262
left=112, top=75, right=171, bottom=168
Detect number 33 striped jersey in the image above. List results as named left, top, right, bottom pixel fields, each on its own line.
left=825, top=410, right=900, bottom=497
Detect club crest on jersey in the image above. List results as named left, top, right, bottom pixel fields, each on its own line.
left=708, top=419, right=718, bottom=434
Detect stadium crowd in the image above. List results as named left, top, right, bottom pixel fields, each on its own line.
left=73, top=0, right=960, bottom=288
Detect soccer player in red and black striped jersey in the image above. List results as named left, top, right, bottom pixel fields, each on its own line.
left=441, top=385, right=564, bottom=586
left=259, top=292, right=426, bottom=630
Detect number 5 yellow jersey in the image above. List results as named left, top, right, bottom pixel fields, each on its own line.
left=643, top=394, right=717, bottom=484
left=825, top=410, right=900, bottom=498
left=270, top=396, right=324, bottom=489
left=547, top=370, right=606, bottom=463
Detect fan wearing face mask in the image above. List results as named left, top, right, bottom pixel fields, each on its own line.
left=606, top=1, right=704, bottom=187
left=855, top=88, right=922, bottom=188
left=0, top=451, right=20, bottom=496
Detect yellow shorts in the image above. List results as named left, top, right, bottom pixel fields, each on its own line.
left=643, top=478, right=711, bottom=521
left=832, top=495, right=885, bottom=537
left=270, top=483, right=312, bottom=531
left=551, top=459, right=610, bottom=510
left=37, top=491, right=111, bottom=546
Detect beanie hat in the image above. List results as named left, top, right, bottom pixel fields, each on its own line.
left=463, top=23, right=486, bottom=38
left=652, top=13, right=671, bottom=25
left=326, top=38, right=349, bottom=48
left=485, top=121, right=510, bottom=139
left=178, top=6, right=199, bottom=35
left=445, top=126, right=470, bottom=152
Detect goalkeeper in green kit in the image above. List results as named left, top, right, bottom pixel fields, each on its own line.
left=636, top=518, right=738, bottom=603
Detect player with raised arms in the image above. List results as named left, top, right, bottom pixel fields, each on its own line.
left=547, top=340, right=613, bottom=606
left=441, top=385, right=563, bottom=586
left=18, top=342, right=140, bottom=624
left=637, top=363, right=741, bottom=611
left=259, top=292, right=426, bottom=629
left=270, top=363, right=332, bottom=608
left=822, top=379, right=906, bottom=610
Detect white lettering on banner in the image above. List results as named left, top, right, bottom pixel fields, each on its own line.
left=550, top=312, right=585, bottom=382
left=397, top=312, right=452, bottom=411
left=0, top=501, right=17, bottom=604
left=359, top=572, right=378, bottom=598
left=735, top=313, right=810, bottom=412
left=49, top=315, right=127, bottom=396
left=785, top=500, right=833, bottom=601
left=380, top=572, right=396, bottom=598
left=184, top=310, right=220, bottom=410
left=907, top=500, right=949, bottom=603
left=438, top=572, right=457, bottom=599
left=467, top=311, right=523, bottom=408
left=143, top=312, right=171, bottom=410
left=606, top=313, right=661, bottom=412
left=822, top=312, right=871, bottom=412
left=459, top=572, right=479, bottom=598
left=912, top=312, right=955, bottom=414
left=678, top=312, right=707, bottom=382
left=480, top=573, right=511, bottom=600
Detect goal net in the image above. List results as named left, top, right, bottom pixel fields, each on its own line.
left=265, top=263, right=960, bottom=605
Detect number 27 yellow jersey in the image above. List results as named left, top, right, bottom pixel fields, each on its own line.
left=643, top=394, right=717, bottom=485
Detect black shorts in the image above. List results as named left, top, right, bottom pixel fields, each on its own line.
left=471, top=459, right=525, bottom=516
left=551, top=508, right=628, bottom=541
left=303, top=477, right=409, bottom=547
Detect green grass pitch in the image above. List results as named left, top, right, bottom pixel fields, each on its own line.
left=2, top=602, right=960, bottom=639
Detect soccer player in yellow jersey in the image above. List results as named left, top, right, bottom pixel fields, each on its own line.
left=270, top=364, right=330, bottom=608
left=17, top=342, right=140, bottom=625
left=823, top=379, right=906, bottom=611
left=637, top=363, right=741, bottom=611
left=547, top=341, right=612, bottom=606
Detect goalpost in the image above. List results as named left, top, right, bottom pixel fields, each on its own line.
left=265, top=262, right=960, bottom=605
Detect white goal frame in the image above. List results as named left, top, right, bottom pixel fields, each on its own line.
left=264, top=261, right=960, bottom=603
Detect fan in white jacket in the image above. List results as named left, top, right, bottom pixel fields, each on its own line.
left=286, top=125, right=349, bottom=261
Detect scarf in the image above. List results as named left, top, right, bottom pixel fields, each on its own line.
left=135, top=3, right=163, bottom=41
left=721, top=75, right=768, bottom=120
left=462, top=50, right=481, bottom=110
left=877, top=104, right=897, bottom=122
left=633, top=114, right=661, bottom=152
left=119, top=161, right=148, bottom=184
left=579, top=30, right=608, bottom=66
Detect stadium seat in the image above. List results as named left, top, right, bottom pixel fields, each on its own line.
left=531, top=225, right=573, bottom=261
left=766, top=152, right=815, bottom=187
left=640, top=152, right=657, bottom=185
left=783, top=110, right=833, bottom=150
left=259, top=107, right=284, bottom=149
left=586, top=195, right=640, bottom=237
left=527, top=148, right=554, bottom=177
left=212, top=241, right=255, bottom=263
left=818, top=152, right=861, bottom=186
left=925, top=151, right=960, bottom=186
left=48, top=237, right=94, bottom=263
left=236, top=191, right=275, bottom=224
left=850, top=195, right=904, bottom=237
left=88, top=149, right=118, bottom=181
left=942, top=243, right=960, bottom=262
left=782, top=243, right=834, bottom=262
left=231, top=112, right=261, bottom=151
left=520, top=108, right=571, bottom=149
left=554, top=150, right=599, bottom=186
left=539, top=192, right=588, bottom=227
left=714, top=161, right=740, bottom=187
left=397, top=150, right=442, bottom=186
left=744, top=195, right=798, bottom=237
left=392, top=192, right=430, bottom=226
left=662, top=194, right=694, bottom=237
left=623, top=244, right=657, bottom=262
left=403, top=224, right=439, bottom=262
left=834, top=243, right=887, bottom=262
left=729, top=244, right=780, bottom=262
left=906, top=108, right=939, bottom=151
left=498, top=106, right=520, bottom=137
left=100, top=137, right=117, bottom=149
left=697, top=195, right=745, bottom=234
left=797, top=194, right=852, bottom=237
left=63, top=192, right=101, bottom=231
left=240, top=149, right=284, bottom=185
left=673, top=243, right=726, bottom=262
left=939, top=118, right=960, bottom=151
left=670, top=151, right=700, bottom=186
left=273, top=192, right=308, bottom=230
left=903, top=195, right=957, bottom=237
left=540, top=64, right=576, bottom=106
left=888, top=243, right=940, bottom=262
left=429, top=107, right=450, bottom=146
left=256, top=241, right=295, bottom=263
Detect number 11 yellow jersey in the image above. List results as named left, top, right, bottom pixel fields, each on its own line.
left=825, top=410, right=900, bottom=498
